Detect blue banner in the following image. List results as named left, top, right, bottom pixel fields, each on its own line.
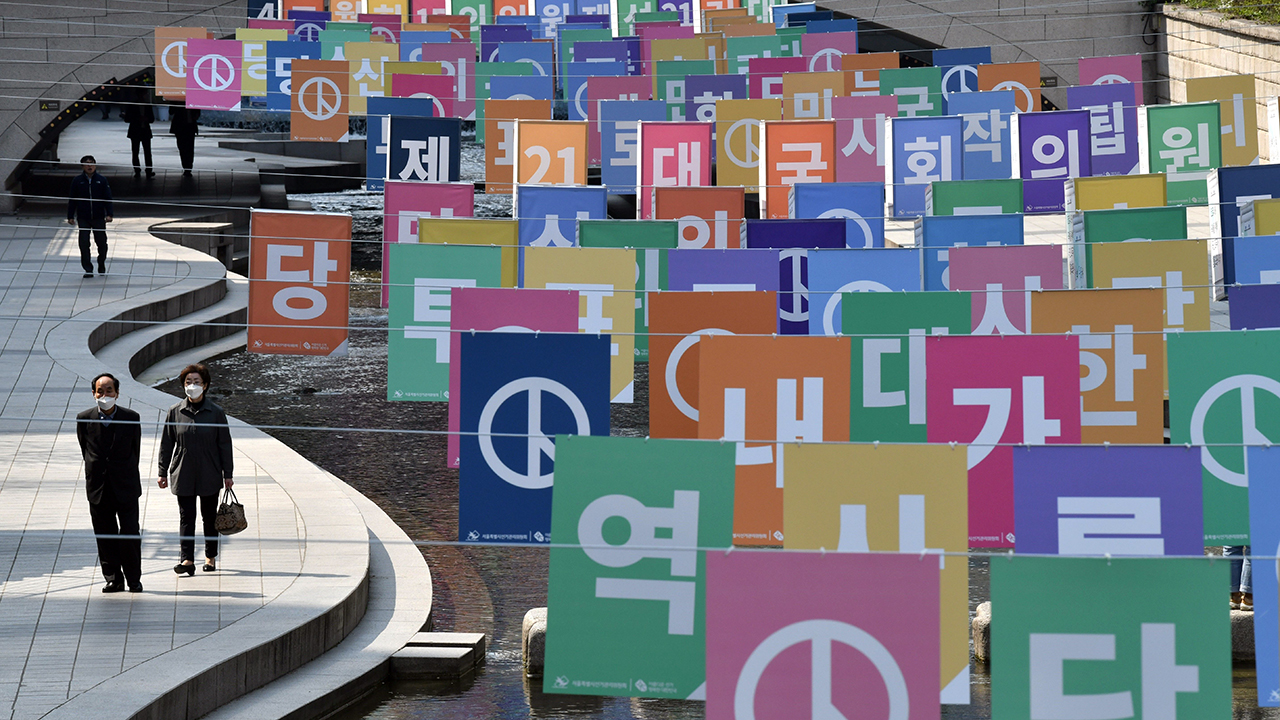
left=891, top=115, right=963, bottom=217
left=933, top=46, right=990, bottom=94
left=490, top=74, right=555, bottom=101
left=600, top=100, right=667, bottom=193
left=516, top=185, right=609, bottom=248
left=366, top=97, right=437, bottom=191
left=789, top=182, right=885, bottom=248
left=945, top=90, right=1014, bottom=181
left=496, top=41, right=557, bottom=80
left=536, top=0, right=575, bottom=37
left=459, top=332, right=611, bottom=544
left=916, top=214, right=1023, bottom=290
left=808, top=247, right=922, bottom=335
left=666, top=248, right=781, bottom=293
left=564, top=61, right=627, bottom=120
left=265, top=40, right=320, bottom=113
left=1211, top=164, right=1280, bottom=286
left=400, top=31, right=452, bottom=61
left=1247, top=445, right=1280, bottom=706
left=388, top=117, right=462, bottom=183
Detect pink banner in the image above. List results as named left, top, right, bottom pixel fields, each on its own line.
left=185, top=39, right=242, bottom=111
left=411, top=0, right=450, bottom=21
left=380, top=180, right=474, bottom=306
left=420, top=44, right=476, bottom=119
left=360, top=13, right=402, bottom=42
left=926, top=335, right=1081, bottom=547
left=588, top=76, right=654, bottom=166
left=949, top=244, right=1064, bottom=334
left=446, top=287, right=580, bottom=467
left=248, top=19, right=294, bottom=29
left=706, top=551, right=940, bottom=720
left=801, top=30, right=858, bottom=72
left=392, top=73, right=457, bottom=117
left=748, top=57, right=804, bottom=100
left=638, top=122, right=713, bottom=218
left=1078, top=54, right=1143, bottom=109
left=832, top=95, right=896, bottom=182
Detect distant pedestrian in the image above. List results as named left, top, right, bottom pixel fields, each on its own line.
left=122, top=93, right=155, bottom=178
left=158, top=363, right=234, bottom=576
left=1226, top=545, right=1252, bottom=611
left=170, top=105, right=201, bottom=176
left=66, top=154, right=113, bottom=278
left=76, top=373, right=144, bottom=594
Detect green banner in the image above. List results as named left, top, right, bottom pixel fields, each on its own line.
left=844, top=291, right=971, bottom=442
left=1072, top=206, right=1188, bottom=287
left=578, top=220, right=677, bottom=362
left=544, top=435, right=735, bottom=698
left=992, top=557, right=1229, bottom=719
left=1168, top=330, right=1280, bottom=544
left=387, top=243, right=502, bottom=401
left=725, top=36, right=785, bottom=75
left=1144, top=102, right=1221, bottom=206
left=879, top=67, right=944, bottom=117
left=927, top=178, right=1023, bottom=216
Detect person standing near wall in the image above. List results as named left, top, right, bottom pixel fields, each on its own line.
left=170, top=105, right=200, bottom=177
left=66, top=154, right=113, bottom=278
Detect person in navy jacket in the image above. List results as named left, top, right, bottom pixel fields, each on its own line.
left=66, top=154, right=113, bottom=278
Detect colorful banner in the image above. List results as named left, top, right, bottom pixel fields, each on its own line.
left=366, top=97, right=436, bottom=192
left=666, top=248, right=780, bottom=292
left=600, top=100, right=668, bottom=195
left=638, top=122, right=714, bottom=219
left=782, top=443, right=969, bottom=703
left=649, top=291, right=779, bottom=439
left=781, top=71, right=843, bottom=120
left=1013, top=446, right=1204, bottom=556
left=891, top=115, right=963, bottom=218
left=247, top=210, right=352, bottom=356
left=291, top=59, right=349, bottom=141
left=715, top=98, right=781, bottom=190
left=916, top=214, right=1023, bottom=291
left=578, top=221, right=678, bottom=361
left=1015, top=110, right=1090, bottom=213
left=458, top=331, right=611, bottom=543
left=942, top=90, right=1014, bottom=181
left=654, top=187, right=746, bottom=249
left=1090, top=239, right=1211, bottom=333
left=685, top=74, right=747, bottom=123
left=381, top=180, right=474, bottom=306
left=515, top=185, right=608, bottom=248
left=446, top=287, right=580, bottom=467
left=745, top=219, right=845, bottom=334
left=807, top=247, right=921, bottom=336
left=1067, top=83, right=1140, bottom=176
left=926, top=178, right=1022, bottom=216
left=748, top=56, right=804, bottom=100
left=759, top=120, right=836, bottom=219
left=1246, top=445, right=1280, bottom=706
left=1079, top=53, right=1143, bottom=108
left=345, top=42, right=396, bottom=114
left=420, top=218, right=519, bottom=289
left=387, top=243, right=502, bottom=401
left=832, top=95, right=896, bottom=183
left=1065, top=173, right=1166, bottom=213
left=841, top=51, right=899, bottom=96
left=934, top=46, right=990, bottom=94
left=1140, top=102, right=1222, bottom=206
left=266, top=40, right=320, bottom=112
left=844, top=291, right=971, bottom=443
left=544, top=435, right=734, bottom=698
left=420, top=44, right=477, bottom=120
left=1187, top=74, right=1259, bottom=167
left=706, top=552, right=941, bottom=718
left=927, top=335, right=1082, bottom=546
left=789, top=182, right=884, bottom=248
left=185, top=39, right=242, bottom=111
left=1030, top=288, right=1166, bottom=444
left=1070, top=206, right=1186, bottom=288
left=697, top=335, right=850, bottom=545
left=155, top=27, right=209, bottom=100
left=484, top=99, right=552, bottom=194
left=800, top=29, right=857, bottom=72
left=992, top=557, right=1229, bottom=717
left=523, top=247, right=637, bottom=403
left=236, top=28, right=285, bottom=98
left=949, top=244, right=1064, bottom=335
left=879, top=67, right=942, bottom=117
left=388, top=116, right=462, bottom=181
left=1207, top=165, right=1280, bottom=287
left=977, top=61, right=1039, bottom=113
left=1168, top=330, right=1280, bottom=544
left=515, top=120, right=589, bottom=186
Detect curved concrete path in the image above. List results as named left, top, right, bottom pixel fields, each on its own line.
left=0, top=215, right=430, bottom=720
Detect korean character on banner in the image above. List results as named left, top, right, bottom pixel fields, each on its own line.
left=332, top=0, right=361, bottom=22
left=601, top=100, right=669, bottom=194
left=389, top=117, right=463, bottom=183
left=1066, top=81, right=1139, bottom=177
left=832, top=95, right=895, bottom=183
left=879, top=67, right=942, bottom=118
left=1017, top=110, right=1091, bottom=213
left=1159, top=122, right=1212, bottom=173
left=934, top=46, right=990, bottom=94
left=963, top=111, right=1006, bottom=164
left=946, top=90, right=1015, bottom=181
left=537, top=0, right=573, bottom=37
left=1089, top=102, right=1125, bottom=156
left=891, top=116, right=962, bottom=218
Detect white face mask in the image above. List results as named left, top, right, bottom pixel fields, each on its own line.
left=96, top=395, right=117, bottom=411
left=185, top=384, right=204, bottom=400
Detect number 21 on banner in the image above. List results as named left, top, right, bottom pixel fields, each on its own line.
left=514, top=120, right=589, bottom=186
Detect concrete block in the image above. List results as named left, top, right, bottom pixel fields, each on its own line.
left=971, top=601, right=991, bottom=662
left=391, top=646, right=475, bottom=680
left=522, top=607, right=547, bottom=678
left=1231, top=609, right=1254, bottom=662
left=406, top=632, right=487, bottom=666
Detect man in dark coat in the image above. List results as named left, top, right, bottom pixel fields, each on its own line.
left=169, top=105, right=200, bottom=176
left=122, top=93, right=155, bottom=178
left=66, top=155, right=113, bottom=278
left=76, top=373, right=143, bottom=593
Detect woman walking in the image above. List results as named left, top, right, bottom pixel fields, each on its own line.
left=158, top=363, right=233, bottom=575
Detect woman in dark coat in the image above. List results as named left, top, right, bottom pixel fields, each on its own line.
left=158, top=362, right=234, bottom=575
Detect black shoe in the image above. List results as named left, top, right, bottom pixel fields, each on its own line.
left=128, top=583, right=143, bottom=593
left=98, top=265, right=106, bottom=275
left=183, top=170, right=193, bottom=177
left=146, top=169, right=155, bottom=177
left=174, top=562, right=195, bottom=576
left=83, top=273, right=93, bottom=279
left=133, top=169, right=141, bottom=177
left=102, top=580, right=125, bottom=593
left=202, top=561, right=216, bottom=572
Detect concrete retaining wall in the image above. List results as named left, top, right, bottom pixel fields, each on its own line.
left=1159, top=4, right=1280, bottom=161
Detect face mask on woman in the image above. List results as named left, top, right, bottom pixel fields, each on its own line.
left=185, top=383, right=204, bottom=401
left=96, top=395, right=117, bottom=411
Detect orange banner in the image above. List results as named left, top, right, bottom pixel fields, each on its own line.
left=649, top=291, right=778, bottom=439
left=978, top=61, right=1041, bottom=113
left=698, top=335, right=850, bottom=545
left=514, top=120, right=589, bottom=186
left=291, top=60, right=350, bottom=142
left=759, top=120, right=837, bottom=218
left=653, top=186, right=746, bottom=248
left=248, top=210, right=353, bottom=356
left=485, top=99, right=552, bottom=194
left=155, top=27, right=209, bottom=100
left=842, top=51, right=899, bottom=96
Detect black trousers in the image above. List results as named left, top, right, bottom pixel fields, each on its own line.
left=175, top=134, right=195, bottom=171
left=131, top=137, right=153, bottom=171
left=78, top=222, right=107, bottom=272
left=89, top=495, right=141, bottom=585
left=178, top=493, right=219, bottom=562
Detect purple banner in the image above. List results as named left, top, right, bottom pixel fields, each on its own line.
left=1067, top=83, right=1140, bottom=177
left=684, top=73, right=747, bottom=125
left=745, top=219, right=847, bottom=334
left=1228, top=283, right=1280, bottom=329
left=1013, top=446, right=1203, bottom=556
left=1017, top=110, right=1091, bottom=213
left=666, top=248, right=781, bottom=296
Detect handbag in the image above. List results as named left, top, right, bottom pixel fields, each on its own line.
left=215, top=488, right=248, bottom=535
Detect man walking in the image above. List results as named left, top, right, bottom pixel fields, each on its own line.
left=170, top=105, right=200, bottom=176
left=66, top=155, right=113, bottom=278
left=76, top=373, right=144, bottom=593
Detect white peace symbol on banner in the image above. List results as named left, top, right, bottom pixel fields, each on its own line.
left=724, top=118, right=762, bottom=168
left=808, top=48, right=841, bottom=73
left=821, top=280, right=892, bottom=335
left=477, top=376, right=591, bottom=490
left=941, top=65, right=977, bottom=93
left=992, top=80, right=1033, bottom=113
left=735, top=619, right=909, bottom=720
left=161, top=41, right=189, bottom=78
left=298, top=76, right=343, bottom=121
left=1190, top=373, right=1280, bottom=488
left=192, top=54, right=235, bottom=92
left=665, top=328, right=732, bottom=421
left=817, top=208, right=874, bottom=248
left=1093, top=73, right=1130, bottom=86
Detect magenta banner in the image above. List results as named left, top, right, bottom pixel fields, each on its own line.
left=948, top=244, right=1064, bottom=334
left=186, top=39, right=242, bottom=111
left=833, top=95, right=897, bottom=183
